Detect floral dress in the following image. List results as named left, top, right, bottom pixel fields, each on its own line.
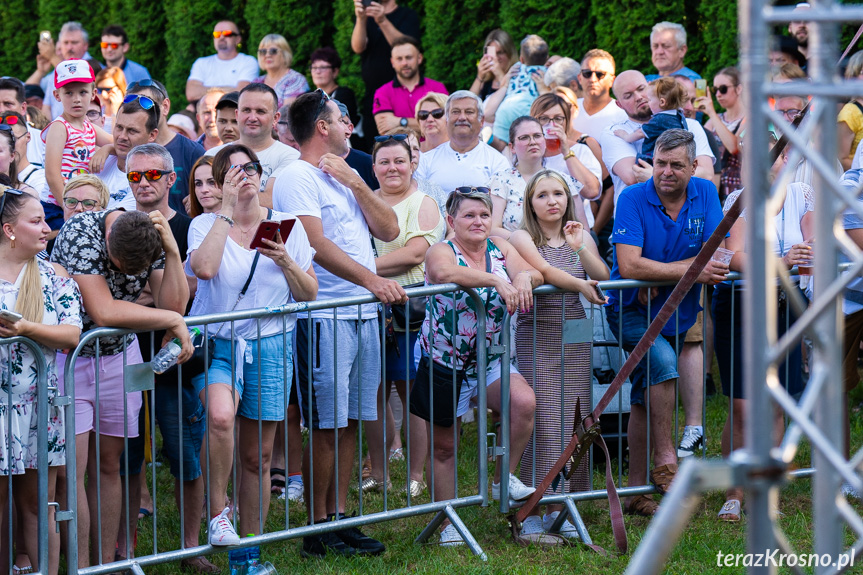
left=0, top=260, right=82, bottom=473
left=420, top=239, right=509, bottom=377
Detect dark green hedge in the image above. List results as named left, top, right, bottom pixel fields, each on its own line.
left=11, top=1, right=863, bottom=111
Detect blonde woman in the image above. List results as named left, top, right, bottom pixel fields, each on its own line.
left=61, top=175, right=110, bottom=220
left=252, top=34, right=309, bottom=109
left=414, top=92, right=448, bottom=152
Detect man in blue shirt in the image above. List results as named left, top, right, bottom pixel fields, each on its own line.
left=100, top=25, right=151, bottom=85
left=606, top=129, right=728, bottom=516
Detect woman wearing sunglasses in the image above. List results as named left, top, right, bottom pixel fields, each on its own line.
left=188, top=143, right=317, bottom=547
left=252, top=34, right=309, bottom=110
left=695, top=67, right=744, bottom=200
left=0, top=187, right=83, bottom=575
left=415, top=187, right=541, bottom=546
left=94, top=67, right=128, bottom=134
left=414, top=92, right=449, bottom=153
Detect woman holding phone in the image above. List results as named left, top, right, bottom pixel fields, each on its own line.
left=0, top=187, right=82, bottom=575
left=188, top=143, right=317, bottom=547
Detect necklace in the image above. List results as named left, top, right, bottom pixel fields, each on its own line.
left=454, top=240, right=484, bottom=267
left=236, top=215, right=261, bottom=247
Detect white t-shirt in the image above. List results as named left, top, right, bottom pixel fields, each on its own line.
left=187, top=210, right=313, bottom=337
left=99, top=155, right=138, bottom=211
left=544, top=143, right=603, bottom=228
left=272, top=160, right=378, bottom=319
left=206, top=139, right=299, bottom=192
left=18, top=164, right=49, bottom=204
left=188, top=53, right=259, bottom=89
left=599, top=117, right=715, bottom=212
left=572, top=98, right=628, bottom=140
left=415, top=141, right=511, bottom=192
left=27, top=126, right=46, bottom=166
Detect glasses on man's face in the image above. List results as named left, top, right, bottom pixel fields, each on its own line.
left=127, top=169, right=171, bottom=184
left=258, top=47, right=279, bottom=57
left=778, top=108, right=802, bottom=121
left=417, top=108, right=444, bottom=121
left=63, top=197, right=99, bottom=210
left=213, top=30, right=238, bottom=39
left=374, top=134, right=408, bottom=143
left=123, top=94, right=156, bottom=110
left=310, top=65, right=333, bottom=72
left=0, top=187, right=24, bottom=220
left=581, top=70, right=607, bottom=80
left=86, top=110, right=102, bottom=121
left=314, top=88, right=332, bottom=121
left=537, top=115, right=566, bottom=126
left=233, top=161, right=262, bottom=176
left=100, top=42, right=121, bottom=50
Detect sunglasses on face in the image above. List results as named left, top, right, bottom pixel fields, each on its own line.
left=0, top=187, right=24, bottom=219
left=374, top=134, right=408, bottom=142
left=127, top=79, right=166, bottom=100
left=213, top=30, right=238, bottom=39
left=232, top=161, right=263, bottom=176
left=100, top=42, right=121, bottom=50
left=63, top=197, right=99, bottom=210
left=0, top=115, right=19, bottom=126
left=417, top=108, right=445, bottom=121
left=258, top=48, right=280, bottom=57
left=127, top=169, right=172, bottom=184
left=97, top=85, right=116, bottom=94
left=714, top=84, right=735, bottom=95
left=581, top=70, right=607, bottom=80
left=454, top=186, right=491, bottom=195
left=123, top=94, right=156, bottom=110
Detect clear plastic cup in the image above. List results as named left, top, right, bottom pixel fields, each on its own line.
left=711, top=247, right=734, bottom=266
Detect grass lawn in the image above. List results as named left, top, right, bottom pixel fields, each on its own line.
left=122, top=383, right=863, bottom=575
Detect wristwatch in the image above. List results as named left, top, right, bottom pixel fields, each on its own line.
left=399, top=117, right=408, bottom=127
left=563, top=149, right=576, bottom=160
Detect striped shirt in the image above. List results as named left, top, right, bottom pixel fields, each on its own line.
left=41, top=117, right=96, bottom=188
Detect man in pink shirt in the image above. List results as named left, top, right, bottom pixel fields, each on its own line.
left=373, top=35, right=448, bottom=134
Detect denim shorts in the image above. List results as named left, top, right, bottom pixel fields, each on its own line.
left=606, top=306, right=687, bottom=406
left=191, top=333, right=293, bottom=422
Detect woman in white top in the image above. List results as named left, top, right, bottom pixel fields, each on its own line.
left=188, top=143, right=317, bottom=544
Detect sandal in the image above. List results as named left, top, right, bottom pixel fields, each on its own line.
left=649, top=463, right=678, bottom=495
left=12, top=566, right=34, bottom=575
left=625, top=495, right=658, bottom=517
left=270, top=467, right=286, bottom=496
left=718, top=499, right=742, bottom=522
left=389, top=447, right=405, bottom=462
left=181, top=556, right=220, bottom=574
left=137, top=507, right=153, bottom=521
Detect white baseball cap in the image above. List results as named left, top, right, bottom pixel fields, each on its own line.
left=54, top=59, right=95, bottom=88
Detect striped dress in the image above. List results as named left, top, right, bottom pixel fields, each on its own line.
left=41, top=117, right=96, bottom=187
left=515, top=242, right=592, bottom=494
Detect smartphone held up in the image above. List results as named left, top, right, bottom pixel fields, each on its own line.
left=249, top=218, right=296, bottom=250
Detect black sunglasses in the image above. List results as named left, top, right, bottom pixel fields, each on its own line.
left=258, top=48, right=280, bottom=57
left=0, top=187, right=24, bottom=221
left=417, top=108, right=445, bottom=121
left=581, top=70, right=607, bottom=80
left=374, top=134, right=408, bottom=143
left=454, top=186, right=491, bottom=195
left=127, top=79, right=166, bottom=100
left=713, top=84, right=736, bottom=95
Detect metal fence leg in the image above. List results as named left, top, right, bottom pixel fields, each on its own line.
left=559, top=497, right=592, bottom=545
left=415, top=509, right=448, bottom=544
left=444, top=505, right=486, bottom=560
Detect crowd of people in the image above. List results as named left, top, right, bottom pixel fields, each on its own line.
left=0, top=0, right=857, bottom=570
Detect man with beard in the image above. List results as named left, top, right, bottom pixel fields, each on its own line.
left=572, top=49, right=627, bottom=140
left=372, top=36, right=447, bottom=134
left=599, top=70, right=714, bottom=211
left=789, top=3, right=810, bottom=66
left=186, top=21, right=258, bottom=102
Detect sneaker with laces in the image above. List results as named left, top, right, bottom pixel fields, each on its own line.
left=542, top=511, right=580, bottom=540
left=492, top=475, right=536, bottom=501
left=333, top=513, right=386, bottom=555
left=208, top=507, right=241, bottom=546
left=439, top=524, right=464, bottom=546
left=677, top=426, right=704, bottom=458
left=301, top=531, right=357, bottom=558
left=521, top=515, right=544, bottom=535
left=284, top=478, right=304, bottom=503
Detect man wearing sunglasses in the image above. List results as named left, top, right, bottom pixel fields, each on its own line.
left=186, top=21, right=258, bottom=103
left=100, top=25, right=151, bottom=86
left=645, top=22, right=701, bottom=82
left=372, top=36, right=447, bottom=135
left=572, top=49, right=627, bottom=140
left=0, top=77, right=45, bottom=166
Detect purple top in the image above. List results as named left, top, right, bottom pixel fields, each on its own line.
left=253, top=69, right=310, bottom=110
left=373, top=77, right=448, bottom=119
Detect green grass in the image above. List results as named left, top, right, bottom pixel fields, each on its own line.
left=120, top=384, right=863, bottom=575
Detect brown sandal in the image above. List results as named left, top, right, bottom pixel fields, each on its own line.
left=625, top=495, right=658, bottom=517
left=650, top=463, right=678, bottom=495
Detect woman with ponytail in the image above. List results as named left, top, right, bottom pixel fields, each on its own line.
left=0, top=186, right=82, bottom=575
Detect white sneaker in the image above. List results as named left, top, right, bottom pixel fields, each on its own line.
left=492, top=475, right=536, bottom=502
left=521, top=515, right=544, bottom=535
left=208, top=507, right=241, bottom=546
left=842, top=481, right=861, bottom=500
left=439, top=524, right=464, bottom=546
left=677, top=426, right=704, bottom=458
left=543, top=511, right=580, bottom=540
left=285, top=479, right=304, bottom=503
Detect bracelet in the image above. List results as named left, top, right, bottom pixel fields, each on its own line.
left=563, top=149, right=576, bottom=160
left=574, top=245, right=585, bottom=255
left=214, top=214, right=234, bottom=227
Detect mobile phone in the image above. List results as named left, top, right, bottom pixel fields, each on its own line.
left=0, top=310, right=23, bottom=324
left=249, top=218, right=296, bottom=250
left=695, top=79, right=707, bottom=99
left=593, top=283, right=605, bottom=301
left=362, top=0, right=373, bottom=6
left=485, top=45, right=497, bottom=60
left=40, top=31, right=52, bottom=42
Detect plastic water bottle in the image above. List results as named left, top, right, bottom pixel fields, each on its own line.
left=151, top=328, right=201, bottom=373
left=245, top=534, right=260, bottom=570
left=228, top=548, right=247, bottom=575
left=246, top=562, right=277, bottom=575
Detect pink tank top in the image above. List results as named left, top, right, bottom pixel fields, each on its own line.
left=42, top=116, right=96, bottom=181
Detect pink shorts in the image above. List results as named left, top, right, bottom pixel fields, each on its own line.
left=57, top=339, right=143, bottom=438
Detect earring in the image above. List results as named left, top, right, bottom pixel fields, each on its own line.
left=9, top=235, right=14, bottom=248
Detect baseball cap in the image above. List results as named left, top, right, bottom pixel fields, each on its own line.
left=167, top=113, right=198, bottom=140
left=55, top=59, right=95, bottom=88
left=334, top=99, right=349, bottom=118
left=215, top=91, right=239, bottom=110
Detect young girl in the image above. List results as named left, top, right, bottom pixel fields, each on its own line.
left=614, top=76, right=687, bottom=164
left=42, top=59, right=112, bottom=206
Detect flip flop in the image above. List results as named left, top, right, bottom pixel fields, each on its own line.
left=138, top=507, right=153, bottom=521
left=718, top=499, right=742, bottom=522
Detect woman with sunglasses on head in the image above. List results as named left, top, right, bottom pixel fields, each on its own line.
left=0, top=187, right=83, bottom=575
left=490, top=116, right=590, bottom=239
left=694, top=67, right=744, bottom=200
left=94, top=67, right=128, bottom=134
left=507, top=170, right=607, bottom=538
left=415, top=187, right=541, bottom=546
left=414, top=92, right=449, bottom=153
left=253, top=34, right=309, bottom=110
left=188, top=143, right=317, bottom=547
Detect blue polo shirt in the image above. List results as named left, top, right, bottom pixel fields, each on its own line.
left=608, top=176, right=723, bottom=335
left=121, top=58, right=151, bottom=85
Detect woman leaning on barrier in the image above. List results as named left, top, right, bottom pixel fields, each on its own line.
left=0, top=186, right=82, bottom=575
left=187, top=143, right=318, bottom=548
left=362, top=134, right=445, bottom=498
left=507, top=170, right=608, bottom=538
left=410, top=187, right=541, bottom=546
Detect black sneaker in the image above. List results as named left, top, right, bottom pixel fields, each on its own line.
left=333, top=513, right=386, bottom=556
left=301, top=531, right=357, bottom=558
